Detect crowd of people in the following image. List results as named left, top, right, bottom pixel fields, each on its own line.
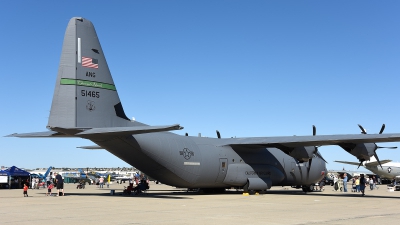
left=317, top=173, right=381, bottom=197
left=123, top=174, right=150, bottom=195
left=22, top=172, right=64, bottom=197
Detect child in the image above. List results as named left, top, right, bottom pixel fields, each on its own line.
left=23, top=183, right=28, bottom=197
left=46, top=183, right=54, bottom=196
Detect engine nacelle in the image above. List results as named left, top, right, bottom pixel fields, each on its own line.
left=288, top=146, right=315, bottom=162
left=351, top=143, right=377, bottom=161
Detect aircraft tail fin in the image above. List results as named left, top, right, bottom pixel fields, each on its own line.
left=47, top=17, right=132, bottom=129
left=78, top=168, right=87, bottom=178
left=44, top=166, right=52, bottom=178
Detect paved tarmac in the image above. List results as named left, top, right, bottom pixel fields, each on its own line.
left=0, top=182, right=399, bottom=224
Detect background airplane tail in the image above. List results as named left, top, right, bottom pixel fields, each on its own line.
left=47, top=17, right=132, bottom=129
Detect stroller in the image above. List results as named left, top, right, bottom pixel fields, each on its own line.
left=351, top=183, right=357, bottom=192
left=76, top=181, right=85, bottom=189
left=123, top=183, right=134, bottom=195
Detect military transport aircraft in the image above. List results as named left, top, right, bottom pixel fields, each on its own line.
left=335, top=156, right=400, bottom=180
left=7, top=17, right=400, bottom=194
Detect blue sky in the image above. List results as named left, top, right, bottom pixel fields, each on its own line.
left=1, top=1, right=400, bottom=170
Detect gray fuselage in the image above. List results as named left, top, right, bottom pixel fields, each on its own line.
left=91, top=132, right=326, bottom=189
left=365, top=165, right=400, bottom=179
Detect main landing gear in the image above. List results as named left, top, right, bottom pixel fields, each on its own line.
left=302, top=184, right=315, bottom=193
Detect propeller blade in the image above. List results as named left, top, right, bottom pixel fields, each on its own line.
left=358, top=124, right=367, bottom=134
left=216, top=130, right=221, bottom=139
left=307, top=158, right=312, bottom=180
left=373, top=152, right=383, bottom=169
left=312, top=125, right=316, bottom=136
left=379, top=124, right=386, bottom=134
left=377, top=146, right=397, bottom=149
left=315, top=151, right=328, bottom=163
left=357, top=161, right=363, bottom=169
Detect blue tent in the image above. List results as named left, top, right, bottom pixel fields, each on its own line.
left=0, top=166, right=30, bottom=176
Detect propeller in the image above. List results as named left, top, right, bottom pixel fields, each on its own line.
left=357, top=160, right=364, bottom=169
left=312, top=125, right=327, bottom=163
left=357, top=123, right=397, bottom=169
left=307, top=125, right=327, bottom=179
left=216, top=130, right=221, bottom=139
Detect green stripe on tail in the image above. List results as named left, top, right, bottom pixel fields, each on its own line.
left=60, top=78, right=116, bottom=91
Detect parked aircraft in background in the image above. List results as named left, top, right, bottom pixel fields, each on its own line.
left=114, top=175, right=131, bottom=184
left=335, top=156, right=400, bottom=180
left=63, top=168, right=94, bottom=183
left=30, top=166, right=52, bottom=180
left=77, top=168, right=88, bottom=178
left=8, top=17, right=400, bottom=194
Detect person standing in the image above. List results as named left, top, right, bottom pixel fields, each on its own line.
left=318, top=178, right=325, bottom=191
left=31, top=177, right=36, bottom=189
left=55, top=173, right=64, bottom=196
left=372, top=176, right=378, bottom=190
left=23, top=183, right=28, bottom=197
left=46, top=175, right=51, bottom=188
left=333, top=175, right=338, bottom=191
left=355, top=177, right=360, bottom=192
left=360, top=174, right=366, bottom=196
left=369, top=177, right=374, bottom=190
left=46, top=183, right=54, bottom=196
left=35, top=177, right=39, bottom=189
left=99, top=176, right=104, bottom=188
left=343, top=173, right=348, bottom=192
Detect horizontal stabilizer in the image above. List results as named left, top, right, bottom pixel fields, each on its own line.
left=335, top=160, right=392, bottom=167
left=5, top=131, right=73, bottom=138
left=334, top=160, right=359, bottom=166
left=76, top=124, right=183, bottom=136
left=77, top=145, right=103, bottom=150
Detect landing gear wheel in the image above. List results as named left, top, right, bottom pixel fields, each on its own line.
left=242, top=181, right=250, bottom=195
left=302, top=184, right=314, bottom=193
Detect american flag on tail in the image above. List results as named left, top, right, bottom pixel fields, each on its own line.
left=82, top=56, right=98, bottom=69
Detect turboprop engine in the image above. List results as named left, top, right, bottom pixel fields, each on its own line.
left=339, top=124, right=397, bottom=169
left=287, top=125, right=327, bottom=164
left=351, top=143, right=378, bottom=162
left=288, top=146, right=315, bottom=162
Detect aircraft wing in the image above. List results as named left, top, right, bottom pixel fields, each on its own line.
left=334, top=161, right=360, bottom=166
left=5, top=131, right=73, bottom=138
left=7, top=124, right=183, bottom=138
left=221, top=133, right=400, bottom=148
left=77, top=145, right=103, bottom=150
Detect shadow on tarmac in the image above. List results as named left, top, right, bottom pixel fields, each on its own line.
left=263, top=190, right=400, bottom=199
left=31, top=187, right=400, bottom=200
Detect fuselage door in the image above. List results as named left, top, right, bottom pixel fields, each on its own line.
left=215, top=158, right=228, bottom=183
